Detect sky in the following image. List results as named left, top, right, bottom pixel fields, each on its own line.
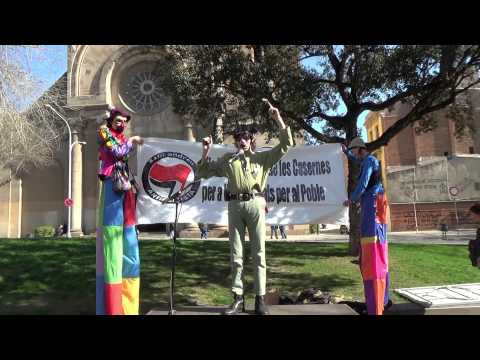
left=32, top=46, right=367, bottom=139
left=28, top=45, right=68, bottom=94
left=302, top=56, right=368, bottom=140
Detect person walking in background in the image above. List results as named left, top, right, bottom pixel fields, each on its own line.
left=168, top=223, right=175, bottom=239
left=469, top=203, right=480, bottom=268
left=199, top=223, right=209, bottom=239
left=270, top=225, right=278, bottom=239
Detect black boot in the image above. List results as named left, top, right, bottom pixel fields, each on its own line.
left=223, top=293, right=246, bottom=315
left=255, top=295, right=270, bottom=315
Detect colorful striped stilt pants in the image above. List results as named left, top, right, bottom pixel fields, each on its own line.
left=360, top=190, right=389, bottom=315
left=96, top=178, right=140, bottom=315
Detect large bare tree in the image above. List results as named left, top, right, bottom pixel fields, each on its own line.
left=0, top=45, right=66, bottom=188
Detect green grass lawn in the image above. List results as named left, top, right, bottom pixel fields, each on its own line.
left=0, top=238, right=478, bottom=314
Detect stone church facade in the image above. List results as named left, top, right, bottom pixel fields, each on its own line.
left=0, top=45, right=308, bottom=238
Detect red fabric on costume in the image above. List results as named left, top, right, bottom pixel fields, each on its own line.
left=123, top=190, right=137, bottom=227
left=104, top=283, right=123, bottom=315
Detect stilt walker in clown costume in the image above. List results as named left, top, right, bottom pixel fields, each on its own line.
left=96, top=106, right=144, bottom=315
left=342, top=137, right=390, bottom=315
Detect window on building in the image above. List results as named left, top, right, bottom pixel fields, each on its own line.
left=475, top=182, right=480, bottom=191
left=444, top=152, right=449, bottom=157
left=369, top=131, right=373, bottom=141
left=469, top=146, right=475, bottom=154
left=375, top=126, right=380, bottom=139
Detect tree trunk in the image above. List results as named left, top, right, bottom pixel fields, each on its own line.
left=345, top=120, right=361, bottom=256
left=347, top=159, right=361, bottom=256
left=348, top=208, right=361, bottom=256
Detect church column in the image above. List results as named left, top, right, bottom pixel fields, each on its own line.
left=71, top=130, right=84, bottom=236
left=7, top=170, right=22, bottom=238
left=213, top=114, right=224, bottom=144
left=205, top=115, right=229, bottom=238
left=184, top=119, right=196, bottom=142
left=179, top=119, right=200, bottom=237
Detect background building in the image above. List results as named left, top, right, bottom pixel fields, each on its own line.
left=364, top=89, right=480, bottom=231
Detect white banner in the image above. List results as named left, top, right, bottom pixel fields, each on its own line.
left=135, top=138, right=348, bottom=226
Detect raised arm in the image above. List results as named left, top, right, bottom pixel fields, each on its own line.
left=196, top=135, right=228, bottom=179
left=342, top=144, right=361, bottom=164
left=257, top=104, right=294, bottom=168
left=350, top=157, right=375, bottom=202
left=260, top=127, right=294, bottom=169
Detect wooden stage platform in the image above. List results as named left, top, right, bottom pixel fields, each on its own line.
left=146, top=304, right=358, bottom=315
left=146, top=303, right=480, bottom=315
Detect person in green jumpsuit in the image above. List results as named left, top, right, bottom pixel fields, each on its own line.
left=197, top=104, right=293, bottom=315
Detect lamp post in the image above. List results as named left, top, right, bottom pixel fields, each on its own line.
left=45, top=104, right=77, bottom=238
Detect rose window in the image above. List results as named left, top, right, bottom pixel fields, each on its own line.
left=120, top=70, right=167, bottom=114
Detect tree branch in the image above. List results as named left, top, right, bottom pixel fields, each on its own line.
left=327, top=47, right=350, bottom=106
left=311, top=78, right=337, bottom=86
left=366, top=83, right=479, bottom=151
left=359, top=78, right=445, bottom=112
left=283, top=110, right=344, bottom=143
left=309, top=111, right=345, bottom=129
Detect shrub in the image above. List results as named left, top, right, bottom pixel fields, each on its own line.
left=34, top=225, right=55, bottom=238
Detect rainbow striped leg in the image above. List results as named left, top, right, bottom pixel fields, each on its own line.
left=360, top=191, right=389, bottom=315
left=96, top=179, right=140, bottom=315
left=121, top=189, right=140, bottom=315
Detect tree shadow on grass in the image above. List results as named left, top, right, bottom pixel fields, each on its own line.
left=139, top=240, right=358, bottom=310
left=267, top=242, right=352, bottom=259
left=0, top=238, right=96, bottom=314
left=139, top=240, right=232, bottom=312
left=272, top=259, right=311, bottom=267
left=0, top=238, right=356, bottom=314
left=267, top=270, right=358, bottom=295
left=0, top=296, right=95, bottom=315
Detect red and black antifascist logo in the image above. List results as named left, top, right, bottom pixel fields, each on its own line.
left=142, top=151, right=200, bottom=203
